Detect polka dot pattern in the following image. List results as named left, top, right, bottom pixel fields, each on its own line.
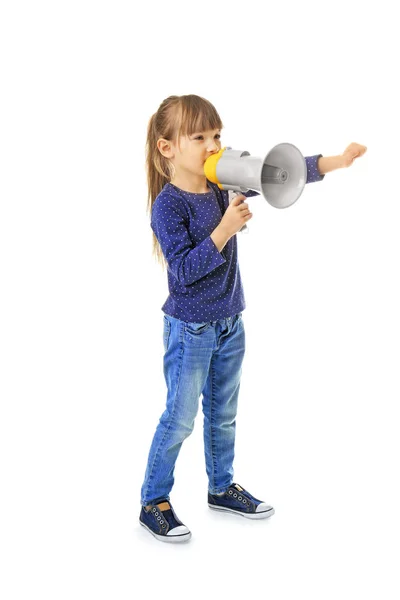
left=151, top=155, right=325, bottom=322
left=307, top=154, right=326, bottom=183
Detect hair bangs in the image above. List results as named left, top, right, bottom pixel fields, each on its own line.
left=175, top=96, right=223, bottom=140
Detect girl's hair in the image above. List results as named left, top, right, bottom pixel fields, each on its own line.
left=146, top=94, right=224, bottom=269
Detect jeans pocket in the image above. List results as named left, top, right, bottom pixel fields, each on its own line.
left=163, top=316, right=171, bottom=352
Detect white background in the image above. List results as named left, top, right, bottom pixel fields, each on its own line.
left=1, top=1, right=399, bottom=598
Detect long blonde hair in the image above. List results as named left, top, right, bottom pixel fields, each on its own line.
left=145, top=94, right=224, bottom=269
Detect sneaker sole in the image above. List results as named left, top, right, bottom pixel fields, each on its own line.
left=208, top=503, right=275, bottom=520
left=139, top=520, right=192, bottom=543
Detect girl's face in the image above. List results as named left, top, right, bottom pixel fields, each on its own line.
left=161, top=128, right=222, bottom=178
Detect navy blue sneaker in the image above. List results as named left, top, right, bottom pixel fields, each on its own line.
left=208, top=483, right=275, bottom=520
left=139, top=499, right=191, bottom=543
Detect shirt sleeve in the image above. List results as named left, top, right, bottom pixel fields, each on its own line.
left=151, top=195, right=226, bottom=287
left=241, top=189, right=260, bottom=197
left=305, top=154, right=325, bottom=183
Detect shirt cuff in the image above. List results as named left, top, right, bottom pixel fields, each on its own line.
left=307, top=154, right=326, bottom=183
left=207, top=235, right=228, bottom=264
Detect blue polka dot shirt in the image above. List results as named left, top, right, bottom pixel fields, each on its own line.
left=151, top=154, right=325, bottom=322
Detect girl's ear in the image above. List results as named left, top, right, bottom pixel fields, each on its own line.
left=157, top=138, right=174, bottom=159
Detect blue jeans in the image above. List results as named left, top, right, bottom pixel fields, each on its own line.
left=140, top=312, right=245, bottom=506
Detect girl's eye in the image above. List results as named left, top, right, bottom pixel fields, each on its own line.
left=195, top=134, right=221, bottom=140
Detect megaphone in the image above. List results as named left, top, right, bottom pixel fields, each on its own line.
left=204, top=142, right=307, bottom=209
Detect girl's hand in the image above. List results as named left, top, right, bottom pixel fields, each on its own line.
left=220, top=194, right=253, bottom=237
left=340, top=142, right=367, bottom=168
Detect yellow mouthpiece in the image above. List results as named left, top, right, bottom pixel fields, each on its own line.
left=204, top=147, right=227, bottom=189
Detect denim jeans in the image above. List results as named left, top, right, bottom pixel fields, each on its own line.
left=140, top=312, right=245, bottom=506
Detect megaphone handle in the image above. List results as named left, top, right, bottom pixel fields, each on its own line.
left=232, top=192, right=249, bottom=234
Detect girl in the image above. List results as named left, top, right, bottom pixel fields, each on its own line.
left=139, top=94, right=367, bottom=543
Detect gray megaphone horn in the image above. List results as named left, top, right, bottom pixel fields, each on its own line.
left=204, top=142, right=307, bottom=210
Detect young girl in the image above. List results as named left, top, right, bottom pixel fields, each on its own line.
left=139, top=94, right=367, bottom=543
